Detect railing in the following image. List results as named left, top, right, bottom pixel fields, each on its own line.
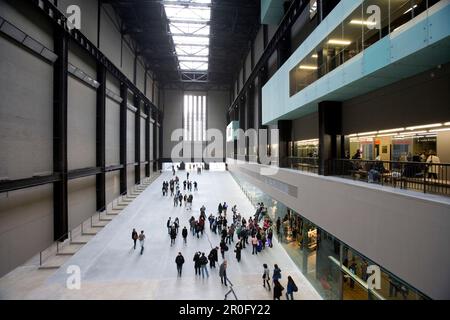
left=287, top=157, right=319, bottom=174
left=329, top=159, right=450, bottom=197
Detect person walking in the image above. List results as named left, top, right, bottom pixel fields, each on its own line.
left=170, top=226, right=177, bottom=246
left=251, top=235, right=259, bottom=255
left=182, top=226, right=188, bottom=244
left=262, top=264, right=271, bottom=290
left=138, top=230, right=146, bottom=255
left=234, top=242, right=242, bottom=262
left=175, top=252, right=185, bottom=277
left=193, top=252, right=201, bottom=276
left=273, top=264, right=282, bottom=282
left=131, top=228, right=138, bottom=250
left=286, top=276, right=298, bottom=300
left=200, top=252, right=209, bottom=278
left=208, top=247, right=218, bottom=268
left=167, top=217, right=172, bottom=234
left=219, top=260, right=228, bottom=286
left=220, top=240, right=228, bottom=259
left=174, top=217, right=180, bottom=234
left=273, top=280, right=284, bottom=300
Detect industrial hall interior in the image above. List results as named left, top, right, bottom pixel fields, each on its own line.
left=0, top=0, right=450, bottom=301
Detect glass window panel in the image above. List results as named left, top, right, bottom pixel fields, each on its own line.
left=170, top=23, right=210, bottom=35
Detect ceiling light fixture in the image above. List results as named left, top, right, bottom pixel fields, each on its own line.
left=404, top=4, right=418, bottom=15
left=378, top=128, right=405, bottom=134
left=328, top=39, right=352, bottom=46
left=299, top=65, right=318, bottom=70
left=349, top=20, right=377, bottom=26
left=406, top=123, right=442, bottom=130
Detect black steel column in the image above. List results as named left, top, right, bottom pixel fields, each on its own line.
left=318, top=101, right=342, bottom=176
left=53, top=28, right=69, bottom=240
left=246, top=85, right=255, bottom=161
left=257, top=67, right=268, bottom=164
left=134, top=95, right=141, bottom=184
left=120, top=83, right=128, bottom=194
left=158, top=112, right=163, bottom=170
left=278, top=120, right=292, bottom=168
left=277, top=29, right=291, bottom=69
left=145, top=104, right=150, bottom=177
left=153, top=109, right=158, bottom=172
left=96, top=63, right=106, bottom=212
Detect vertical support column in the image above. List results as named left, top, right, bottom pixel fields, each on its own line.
left=158, top=111, right=163, bottom=171
left=257, top=67, right=268, bottom=164
left=53, top=28, right=68, bottom=241
left=145, top=104, right=150, bottom=177
left=277, top=30, right=291, bottom=69
left=238, top=96, right=246, bottom=160
left=318, top=101, right=342, bottom=176
left=246, top=85, right=255, bottom=162
left=278, top=120, right=292, bottom=168
left=96, top=63, right=106, bottom=212
left=119, top=83, right=128, bottom=194
left=134, top=95, right=141, bottom=184
left=153, top=108, right=158, bottom=172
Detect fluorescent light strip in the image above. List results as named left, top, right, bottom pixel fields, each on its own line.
left=430, top=128, right=450, bottom=133
left=328, top=39, right=351, bottom=46
left=378, top=128, right=405, bottom=134
left=349, top=20, right=376, bottom=26
left=406, top=123, right=442, bottom=130
left=377, top=133, right=399, bottom=137
left=358, top=131, right=377, bottom=136
left=299, top=65, right=318, bottom=70
left=404, top=4, right=418, bottom=15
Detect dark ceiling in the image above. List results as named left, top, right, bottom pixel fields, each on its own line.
left=104, top=0, right=261, bottom=88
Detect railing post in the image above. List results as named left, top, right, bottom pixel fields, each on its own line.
left=40, top=251, right=42, bottom=266
left=424, top=164, right=427, bottom=194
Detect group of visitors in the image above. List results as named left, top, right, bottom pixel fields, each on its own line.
left=131, top=228, right=146, bottom=255
left=350, top=149, right=443, bottom=183
left=162, top=177, right=195, bottom=210
left=139, top=169, right=300, bottom=299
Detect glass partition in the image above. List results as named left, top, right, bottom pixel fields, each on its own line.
left=289, top=0, right=442, bottom=97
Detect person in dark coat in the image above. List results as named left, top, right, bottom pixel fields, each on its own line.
left=170, top=226, right=177, bottom=246
left=218, top=203, right=223, bottom=214
left=131, top=228, right=138, bottom=250
left=181, top=226, right=188, bottom=244
left=208, top=247, right=218, bottom=268
left=175, top=252, right=185, bottom=277
left=234, top=242, right=242, bottom=262
left=220, top=240, right=228, bottom=259
left=193, top=252, right=201, bottom=276
left=273, top=280, right=284, bottom=300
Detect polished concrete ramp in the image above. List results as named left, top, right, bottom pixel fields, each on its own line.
left=1, top=171, right=321, bottom=300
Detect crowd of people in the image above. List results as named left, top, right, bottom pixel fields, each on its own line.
left=131, top=170, right=299, bottom=300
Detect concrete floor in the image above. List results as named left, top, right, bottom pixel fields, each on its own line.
left=0, top=171, right=321, bottom=300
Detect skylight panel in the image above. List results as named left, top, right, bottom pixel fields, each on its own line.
left=163, top=0, right=211, bottom=73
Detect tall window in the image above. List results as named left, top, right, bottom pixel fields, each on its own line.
left=184, top=94, right=206, bottom=141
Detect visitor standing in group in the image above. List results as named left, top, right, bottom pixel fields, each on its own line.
left=219, top=260, right=228, bottom=286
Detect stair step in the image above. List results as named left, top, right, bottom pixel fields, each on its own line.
left=70, top=241, right=88, bottom=245
left=38, top=265, right=60, bottom=270
left=56, top=252, right=75, bottom=256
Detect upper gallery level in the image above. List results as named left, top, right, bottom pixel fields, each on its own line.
left=262, top=0, right=450, bottom=124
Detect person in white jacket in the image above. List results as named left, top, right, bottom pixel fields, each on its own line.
left=426, top=151, right=441, bottom=179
